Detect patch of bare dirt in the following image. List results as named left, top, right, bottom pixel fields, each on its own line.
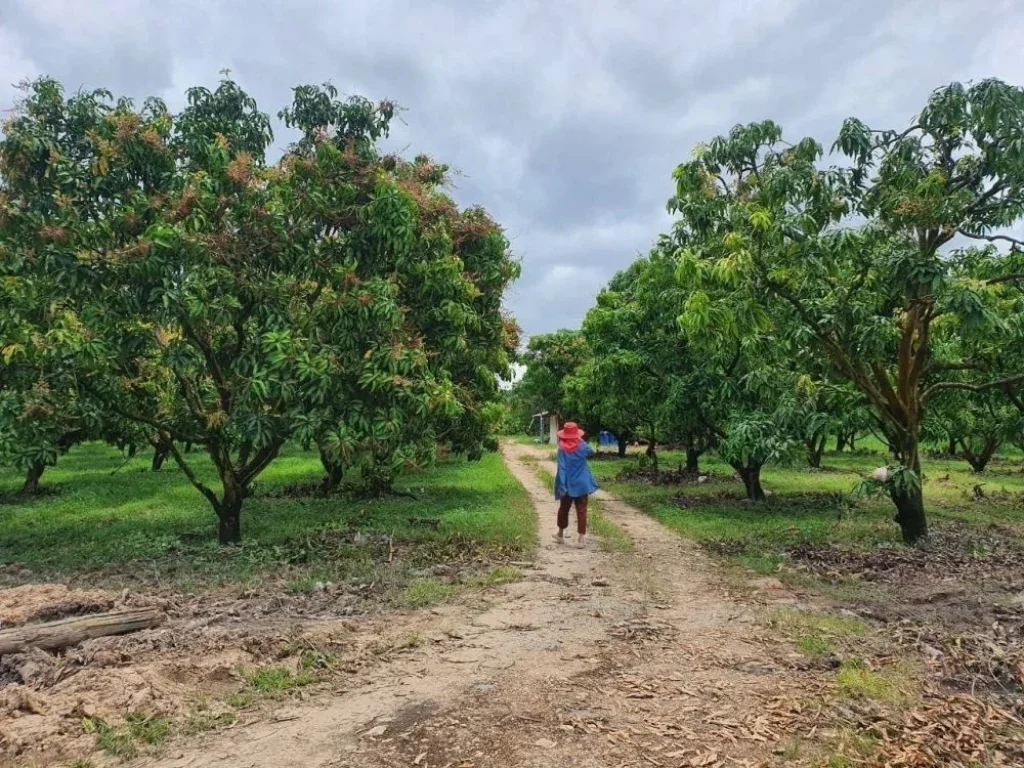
left=0, top=583, right=118, bottom=629
left=0, top=577, right=460, bottom=765
left=757, top=521, right=1024, bottom=763
left=786, top=522, right=1024, bottom=625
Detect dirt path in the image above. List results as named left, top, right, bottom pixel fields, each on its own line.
left=145, top=443, right=817, bottom=768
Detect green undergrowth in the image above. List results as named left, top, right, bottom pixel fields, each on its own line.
left=835, top=658, right=916, bottom=704
left=397, top=563, right=524, bottom=608
left=0, top=444, right=535, bottom=589
left=83, top=711, right=175, bottom=760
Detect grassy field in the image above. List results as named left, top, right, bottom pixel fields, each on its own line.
left=583, top=442, right=1024, bottom=568
left=0, top=444, right=536, bottom=589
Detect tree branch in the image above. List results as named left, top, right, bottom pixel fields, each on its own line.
left=986, top=273, right=1024, bottom=285
left=923, top=373, right=1024, bottom=404
left=79, top=381, right=208, bottom=444
left=180, top=319, right=233, bottom=414
left=165, top=436, right=222, bottom=512
left=959, top=231, right=1024, bottom=249
left=238, top=440, right=283, bottom=487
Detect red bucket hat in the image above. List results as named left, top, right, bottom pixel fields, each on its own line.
left=557, top=422, right=584, bottom=440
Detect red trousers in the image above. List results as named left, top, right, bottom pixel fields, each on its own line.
left=557, top=494, right=589, bottom=534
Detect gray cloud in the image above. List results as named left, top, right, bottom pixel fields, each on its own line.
left=3, top=0, right=1024, bottom=337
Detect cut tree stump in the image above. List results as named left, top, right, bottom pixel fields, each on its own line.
left=0, top=607, right=164, bottom=655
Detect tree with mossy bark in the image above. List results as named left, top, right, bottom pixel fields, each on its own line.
left=668, top=81, right=1024, bottom=543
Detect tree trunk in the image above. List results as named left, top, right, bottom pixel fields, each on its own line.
left=807, top=433, right=827, bottom=468
left=947, top=437, right=959, bottom=457
left=319, top=447, right=344, bottom=492
left=150, top=437, right=171, bottom=471
left=964, top=438, right=1000, bottom=473
left=20, top=462, right=45, bottom=495
left=151, top=448, right=168, bottom=471
left=890, top=483, right=927, bottom=544
left=685, top=446, right=701, bottom=472
left=735, top=463, right=766, bottom=501
left=0, top=608, right=164, bottom=655
left=849, top=433, right=856, bottom=451
left=836, top=433, right=847, bottom=453
left=217, top=483, right=243, bottom=545
left=890, top=438, right=927, bottom=544
left=645, top=440, right=658, bottom=472
left=617, top=436, right=628, bottom=458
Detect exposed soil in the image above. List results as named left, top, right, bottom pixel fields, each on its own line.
left=1, top=443, right=835, bottom=767
left=775, top=521, right=1024, bottom=747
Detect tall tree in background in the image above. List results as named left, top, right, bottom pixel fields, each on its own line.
left=516, top=329, right=591, bottom=429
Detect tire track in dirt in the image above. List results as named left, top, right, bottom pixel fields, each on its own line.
left=145, top=442, right=821, bottom=768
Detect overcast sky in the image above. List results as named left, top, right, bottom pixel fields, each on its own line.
left=2, top=0, right=1023, bottom=338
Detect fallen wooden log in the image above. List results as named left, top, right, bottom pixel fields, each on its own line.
left=0, top=607, right=164, bottom=655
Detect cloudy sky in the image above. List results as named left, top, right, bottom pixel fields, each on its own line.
left=2, top=0, right=1023, bottom=338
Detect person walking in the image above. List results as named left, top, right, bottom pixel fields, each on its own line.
left=553, top=421, right=599, bottom=548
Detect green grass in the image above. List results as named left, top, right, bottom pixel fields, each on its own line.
left=223, top=691, right=255, bottom=709
left=181, top=711, right=237, bottom=735
left=463, top=564, right=523, bottom=588
left=769, top=607, right=869, bottom=659
left=835, top=658, right=917, bottom=704
left=588, top=498, right=635, bottom=553
left=397, top=577, right=455, bottom=608
left=0, top=443, right=535, bottom=587
left=245, top=665, right=315, bottom=694
left=593, top=442, right=1024, bottom=558
left=768, top=607, right=870, bottom=637
left=86, top=711, right=174, bottom=759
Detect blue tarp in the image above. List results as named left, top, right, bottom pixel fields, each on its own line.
left=598, top=430, right=617, bottom=445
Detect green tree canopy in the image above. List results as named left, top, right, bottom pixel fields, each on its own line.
left=668, top=79, right=1024, bottom=542
left=0, top=76, right=518, bottom=543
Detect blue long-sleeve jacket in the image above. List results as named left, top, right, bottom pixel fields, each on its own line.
left=554, top=442, right=599, bottom=499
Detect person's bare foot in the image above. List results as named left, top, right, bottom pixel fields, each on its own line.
left=577, top=534, right=587, bottom=549
left=553, top=530, right=566, bottom=544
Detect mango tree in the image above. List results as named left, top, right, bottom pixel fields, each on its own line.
left=568, top=249, right=717, bottom=468
left=0, top=77, right=517, bottom=543
left=517, top=329, right=592, bottom=434
left=279, top=85, right=520, bottom=490
left=669, top=79, right=1024, bottom=543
